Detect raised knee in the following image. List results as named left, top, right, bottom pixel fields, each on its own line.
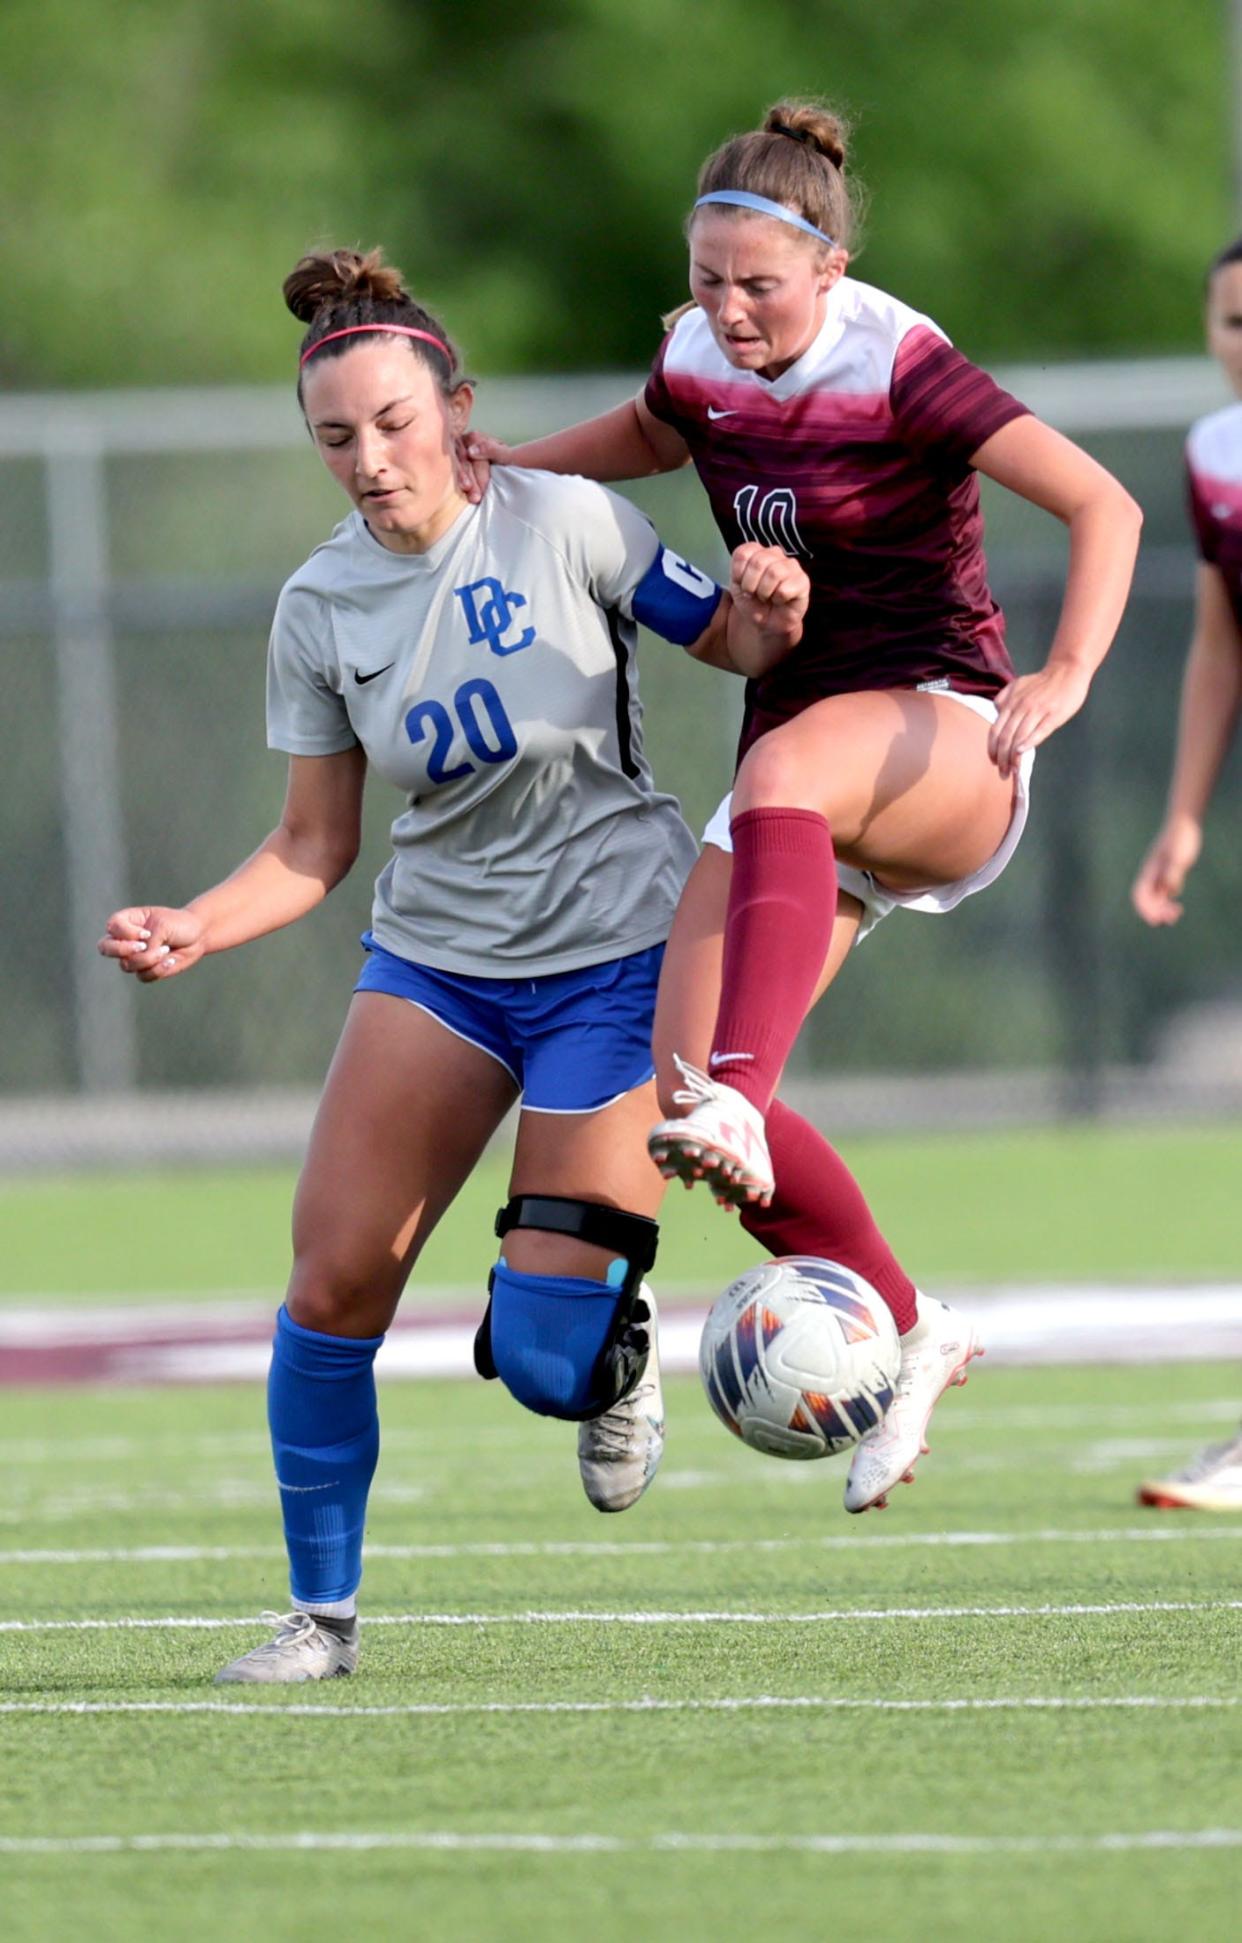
left=736, top=734, right=821, bottom=812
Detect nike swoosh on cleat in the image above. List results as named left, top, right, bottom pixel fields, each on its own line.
left=354, top=662, right=395, bottom=685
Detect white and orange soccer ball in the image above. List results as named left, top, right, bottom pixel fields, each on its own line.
left=699, top=1257, right=901, bottom=1459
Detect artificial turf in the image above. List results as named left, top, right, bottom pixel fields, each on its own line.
left=2, top=1363, right=1239, bottom=1941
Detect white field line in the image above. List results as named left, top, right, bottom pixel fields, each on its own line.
left=0, top=1694, right=1236, bottom=1721
left=0, top=1440, right=1223, bottom=1524
left=3, top=1525, right=1242, bottom=1568
left=4, top=1599, right=1241, bottom=1634
left=1, top=1398, right=1239, bottom=1467
left=0, top=1828, right=1239, bottom=1858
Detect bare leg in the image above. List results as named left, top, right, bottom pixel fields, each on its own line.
left=734, top=689, right=1014, bottom=888
left=507, top=1079, right=667, bottom=1277
left=287, top=991, right=519, bottom=1336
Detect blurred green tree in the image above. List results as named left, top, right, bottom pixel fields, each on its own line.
left=0, top=0, right=1231, bottom=385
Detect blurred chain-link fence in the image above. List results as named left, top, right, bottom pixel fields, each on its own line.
left=4, top=363, right=1242, bottom=1159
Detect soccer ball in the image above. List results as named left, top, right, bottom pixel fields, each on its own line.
left=699, top=1257, right=901, bottom=1460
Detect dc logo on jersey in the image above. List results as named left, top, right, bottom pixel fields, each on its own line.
left=454, top=578, right=536, bottom=656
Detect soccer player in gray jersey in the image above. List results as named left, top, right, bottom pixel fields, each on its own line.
left=98, top=247, right=810, bottom=1683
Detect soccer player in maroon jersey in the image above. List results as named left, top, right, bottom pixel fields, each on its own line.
left=1131, top=237, right=1242, bottom=1513
left=462, top=100, right=1142, bottom=1512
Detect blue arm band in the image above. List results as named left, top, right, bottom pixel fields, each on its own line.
left=630, top=546, right=723, bottom=647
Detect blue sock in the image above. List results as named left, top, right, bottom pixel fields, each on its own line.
left=267, top=1304, right=384, bottom=1610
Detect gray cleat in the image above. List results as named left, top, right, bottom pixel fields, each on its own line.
left=213, top=1609, right=359, bottom=1685
left=577, top=1287, right=665, bottom=1513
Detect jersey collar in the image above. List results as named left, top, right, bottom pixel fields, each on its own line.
left=748, top=279, right=848, bottom=401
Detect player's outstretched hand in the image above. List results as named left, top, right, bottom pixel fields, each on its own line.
left=987, top=661, right=1092, bottom=779
left=1131, top=815, right=1202, bottom=926
left=455, top=433, right=514, bottom=504
left=97, top=906, right=206, bottom=983
left=728, top=543, right=810, bottom=639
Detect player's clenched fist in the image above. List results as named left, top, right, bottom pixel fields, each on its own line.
left=97, top=905, right=206, bottom=982
left=728, top=542, right=810, bottom=635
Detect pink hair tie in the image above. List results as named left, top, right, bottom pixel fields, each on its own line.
left=299, top=323, right=451, bottom=369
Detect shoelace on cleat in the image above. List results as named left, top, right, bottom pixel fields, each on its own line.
left=667, top=1053, right=720, bottom=1110
left=254, top=1610, right=320, bottom=1649
left=584, top=1383, right=660, bottom=1459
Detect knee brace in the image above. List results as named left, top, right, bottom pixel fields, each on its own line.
left=474, top=1196, right=659, bottom=1422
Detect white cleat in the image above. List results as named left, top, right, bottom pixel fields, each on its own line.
left=578, top=1288, right=665, bottom=1513
left=213, top=1609, right=359, bottom=1684
left=647, top=1055, right=774, bottom=1209
left=843, top=1295, right=983, bottom=1514
left=1137, top=1428, right=1242, bottom=1511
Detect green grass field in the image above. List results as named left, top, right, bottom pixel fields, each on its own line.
left=2, top=1125, right=1240, bottom=1939
left=4, top=1122, right=1242, bottom=1302
left=2, top=1367, right=1240, bottom=1941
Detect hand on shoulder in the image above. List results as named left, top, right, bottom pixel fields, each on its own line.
left=456, top=433, right=513, bottom=504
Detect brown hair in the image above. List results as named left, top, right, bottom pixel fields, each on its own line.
left=283, top=247, right=465, bottom=401
left=1207, top=236, right=1242, bottom=293
left=690, top=99, right=863, bottom=253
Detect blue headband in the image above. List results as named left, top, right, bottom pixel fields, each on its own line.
left=693, top=190, right=835, bottom=247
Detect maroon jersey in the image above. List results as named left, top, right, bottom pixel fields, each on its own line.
left=644, top=278, right=1030, bottom=757
left=1186, top=402, right=1242, bottom=627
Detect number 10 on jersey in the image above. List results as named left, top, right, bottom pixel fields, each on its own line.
left=733, top=484, right=808, bottom=557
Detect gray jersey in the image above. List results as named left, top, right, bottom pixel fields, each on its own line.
left=266, top=468, right=700, bottom=976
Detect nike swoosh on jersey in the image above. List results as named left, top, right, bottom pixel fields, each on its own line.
left=706, top=407, right=738, bottom=420
left=353, top=662, right=396, bottom=685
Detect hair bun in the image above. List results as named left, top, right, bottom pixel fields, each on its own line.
left=283, top=247, right=410, bottom=323
left=763, top=103, right=847, bottom=170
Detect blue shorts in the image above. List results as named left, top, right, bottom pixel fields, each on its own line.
left=354, top=935, right=665, bottom=1114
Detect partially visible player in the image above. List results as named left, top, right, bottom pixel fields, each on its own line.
left=98, top=247, right=810, bottom=1681
left=1131, top=236, right=1242, bottom=1513
left=462, top=100, right=1142, bottom=1514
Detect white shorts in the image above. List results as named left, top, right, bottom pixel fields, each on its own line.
left=700, top=689, right=1034, bottom=944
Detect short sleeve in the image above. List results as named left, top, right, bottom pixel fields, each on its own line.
left=890, top=325, right=1029, bottom=465
left=641, top=332, right=680, bottom=427
left=643, top=330, right=691, bottom=436
left=541, top=474, right=664, bottom=610
left=265, top=585, right=358, bottom=756
left=1186, top=451, right=1220, bottom=564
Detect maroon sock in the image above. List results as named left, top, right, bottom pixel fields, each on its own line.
left=709, top=808, right=837, bottom=1112
left=739, top=1099, right=919, bottom=1334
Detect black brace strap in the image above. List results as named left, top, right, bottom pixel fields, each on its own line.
left=494, top=1195, right=659, bottom=1274
left=474, top=1196, right=660, bottom=1390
